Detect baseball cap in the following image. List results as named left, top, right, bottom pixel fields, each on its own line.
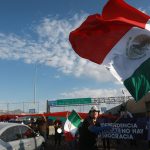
left=90, top=105, right=100, bottom=112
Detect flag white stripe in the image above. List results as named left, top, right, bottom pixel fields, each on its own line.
left=64, top=118, right=78, bottom=136
left=102, top=26, right=150, bottom=82
left=145, top=19, right=150, bottom=31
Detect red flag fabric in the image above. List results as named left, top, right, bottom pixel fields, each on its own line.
left=102, top=0, right=150, bottom=29
left=69, top=14, right=140, bottom=64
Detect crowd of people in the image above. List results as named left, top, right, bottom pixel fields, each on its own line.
left=28, top=116, right=49, bottom=141
left=1, top=104, right=150, bottom=150
left=27, top=116, right=64, bottom=147
left=17, top=107, right=112, bottom=150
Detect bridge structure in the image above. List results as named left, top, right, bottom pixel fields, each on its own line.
left=47, top=96, right=132, bottom=113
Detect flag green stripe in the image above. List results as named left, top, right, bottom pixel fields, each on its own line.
left=124, top=58, right=150, bottom=101
left=68, top=110, right=81, bottom=127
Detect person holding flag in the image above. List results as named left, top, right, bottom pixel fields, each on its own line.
left=64, top=110, right=82, bottom=150
left=78, top=106, right=100, bottom=150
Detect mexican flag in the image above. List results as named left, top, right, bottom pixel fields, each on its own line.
left=64, top=110, right=81, bottom=141
left=69, top=0, right=150, bottom=101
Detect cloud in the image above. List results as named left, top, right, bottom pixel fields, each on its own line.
left=0, top=13, right=115, bottom=83
left=60, top=88, right=131, bottom=98
left=138, top=8, right=148, bottom=14
left=54, top=75, right=60, bottom=79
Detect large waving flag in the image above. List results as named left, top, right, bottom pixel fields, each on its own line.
left=69, top=0, right=150, bottom=101
left=64, top=110, right=82, bottom=141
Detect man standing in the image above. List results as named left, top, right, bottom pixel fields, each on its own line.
left=78, top=106, right=100, bottom=150
left=54, top=118, right=62, bottom=147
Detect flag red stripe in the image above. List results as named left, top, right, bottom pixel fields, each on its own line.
left=102, top=0, right=150, bottom=28
left=64, top=131, right=75, bottom=141
left=69, top=14, right=133, bottom=64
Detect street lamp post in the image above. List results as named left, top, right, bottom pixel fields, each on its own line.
left=33, top=59, right=52, bottom=112
left=33, top=64, right=37, bottom=104
left=7, top=103, right=9, bottom=113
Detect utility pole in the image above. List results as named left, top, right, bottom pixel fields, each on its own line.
left=37, top=101, right=39, bottom=113
left=34, top=64, right=37, bottom=104
left=23, top=102, right=24, bottom=113
left=7, top=103, right=9, bottom=113
left=46, top=100, right=50, bottom=113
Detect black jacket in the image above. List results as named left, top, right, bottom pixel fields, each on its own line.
left=78, top=116, right=99, bottom=150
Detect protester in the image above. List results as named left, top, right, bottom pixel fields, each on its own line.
left=78, top=105, right=100, bottom=150
left=28, top=117, right=38, bottom=132
left=54, top=118, right=63, bottom=147
left=37, top=116, right=48, bottom=141
left=118, top=104, right=136, bottom=147
left=99, top=115, right=111, bottom=150
left=119, top=104, right=133, bottom=119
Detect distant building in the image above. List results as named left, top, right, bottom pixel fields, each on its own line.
left=0, top=109, right=23, bottom=115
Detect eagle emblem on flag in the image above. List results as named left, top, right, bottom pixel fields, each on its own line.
left=126, top=34, right=150, bottom=59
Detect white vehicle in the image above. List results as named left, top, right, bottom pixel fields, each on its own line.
left=0, top=122, right=45, bottom=150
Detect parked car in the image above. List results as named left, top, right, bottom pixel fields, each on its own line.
left=0, top=122, right=45, bottom=150
left=15, top=116, right=43, bottom=126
